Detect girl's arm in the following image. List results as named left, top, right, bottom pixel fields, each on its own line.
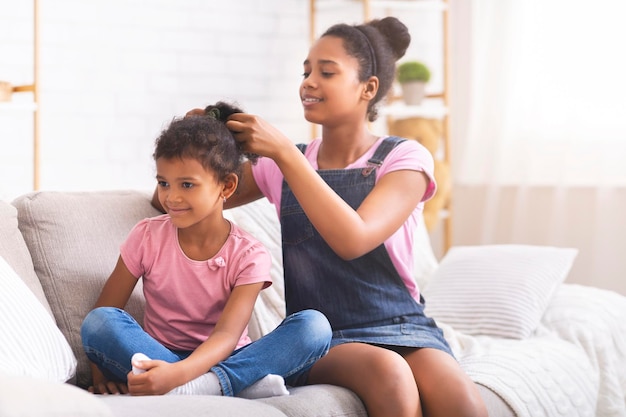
left=94, top=256, right=139, bottom=308
left=127, top=281, right=265, bottom=395
left=226, top=113, right=428, bottom=260
left=278, top=156, right=426, bottom=260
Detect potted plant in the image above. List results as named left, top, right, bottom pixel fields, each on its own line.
left=396, top=61, right=431, bottom=105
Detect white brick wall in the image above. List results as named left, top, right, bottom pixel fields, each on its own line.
left=0, top=0, right=442, bottom=201
left=0, top=0, right=311, bottom=201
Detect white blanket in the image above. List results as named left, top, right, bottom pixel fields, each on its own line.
left=442, top=283, right=626, bottom=417
left=543, top=284, right=626, bottom=417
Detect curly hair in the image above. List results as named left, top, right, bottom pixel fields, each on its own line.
left=153, top=101, right=257, bottom=182
left=322, top=16, right=411, bottom=122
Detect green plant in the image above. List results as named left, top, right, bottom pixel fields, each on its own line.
left=396, top=61, right=431, bottom=84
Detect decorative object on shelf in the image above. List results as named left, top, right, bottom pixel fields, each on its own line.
left=388, top=117, right=450, bottom=231
left=396, top=60, right=431, bottom=105
left=0, top=81, right=12, bottom=102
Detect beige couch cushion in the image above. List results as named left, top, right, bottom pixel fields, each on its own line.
left=13, top=190, right=160, bottom=388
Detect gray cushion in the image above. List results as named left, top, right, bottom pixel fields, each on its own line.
left=0, top=200, right=53, bottom=317
left=13, top=190, right=160, bottom=388
left=101, top=395, right=287, bottom=417
left=260, top=385, right=367, bottom=417
left=260, top=384, right=512, bottom=417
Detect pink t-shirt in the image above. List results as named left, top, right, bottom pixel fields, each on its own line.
left=120, top=215, right=271, bottom=351
left=251, top=136, right=436, bottom=302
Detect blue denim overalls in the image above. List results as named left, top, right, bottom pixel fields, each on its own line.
left=280, top=137, right=452, bottom=355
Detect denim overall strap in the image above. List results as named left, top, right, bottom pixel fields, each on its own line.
left=361, top=136, right=405, bottom=176
left=281, top=137, right=425, bottom=330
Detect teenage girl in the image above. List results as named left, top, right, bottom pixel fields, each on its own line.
left=169, top=17, right=487, bottom=417
left=82, top=102, right=331, bottom=397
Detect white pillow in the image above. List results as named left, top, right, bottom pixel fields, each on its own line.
left=226, top=198, right=286, bottom=340
left=411, top=214, right=439, bottom=290
left=0, top=256, right=77, bottom=382
left=0, top=372, right=114, bottom=417
left=422, top=244, right=578, bottom=339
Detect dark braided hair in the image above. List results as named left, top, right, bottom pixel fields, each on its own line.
left=153, top=101, right=257, bottom=182
left=322, top=16, right=411, bottom=122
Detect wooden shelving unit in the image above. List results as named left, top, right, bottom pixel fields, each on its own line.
left=308, top=0, right=452, bottom=252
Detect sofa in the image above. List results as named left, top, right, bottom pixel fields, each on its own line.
left=1, top=190, right=625, bottom=417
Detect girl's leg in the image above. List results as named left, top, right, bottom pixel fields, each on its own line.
left=211, top=309, right=331, bottom=396
left=81, top=307, right=181, bottom=381
left=307, top=343, right=421, bottom=417
left=401, top=347, right=488, bottom=417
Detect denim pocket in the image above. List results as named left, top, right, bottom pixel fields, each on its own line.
left=281, top=209, right=315, bottom=245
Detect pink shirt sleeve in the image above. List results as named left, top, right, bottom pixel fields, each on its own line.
left=375, top=138, right=437, bottom=202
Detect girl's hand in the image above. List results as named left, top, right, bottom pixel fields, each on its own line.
left=127, top=359, right=183, bottom=396
left=88, top=365, right=129, bottom=395
left=225, top=113, right=294, bottom=162
left=88, top=380, right=129, bottom=395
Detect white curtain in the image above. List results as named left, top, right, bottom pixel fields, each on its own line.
left=449, top=0, right=626, bottom=294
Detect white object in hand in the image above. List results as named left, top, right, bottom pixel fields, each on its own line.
left=131, top=352, right=151, bottom=375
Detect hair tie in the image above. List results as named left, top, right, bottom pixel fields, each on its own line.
left=355, top=26, right=377, bottom=77
left=205, top=107, right=221, bottom=120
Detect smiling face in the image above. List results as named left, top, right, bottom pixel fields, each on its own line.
left=156, top=156, right=229, bottom=230
left=300, top=36, right=371, bottom=127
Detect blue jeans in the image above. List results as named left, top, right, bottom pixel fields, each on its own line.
left=81, top=307, right=331, bottom=396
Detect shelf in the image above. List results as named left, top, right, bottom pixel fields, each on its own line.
left=0, top=85, right=37, bottom=110
left=12, top=84, right=36, bottom=93
left=314, top=0, right=447, bottom=12
left=0, top=102, right=38, bottom=111
left=369, top=0, right=447, bottom=11
left=380, top=100, right=447, bottom=119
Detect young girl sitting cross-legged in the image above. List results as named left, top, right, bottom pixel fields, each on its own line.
left=80, top=101, right=331, bottom=397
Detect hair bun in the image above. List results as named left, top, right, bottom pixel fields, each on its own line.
left=370, top=16, right=410, bottom=60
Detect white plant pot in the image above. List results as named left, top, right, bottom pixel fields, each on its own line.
left=400, top=81, right=426, bottom=105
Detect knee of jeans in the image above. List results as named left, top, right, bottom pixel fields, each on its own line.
left=293, top=309, right=332, bottom=350
left=81, top=306, right=122, bottom=346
